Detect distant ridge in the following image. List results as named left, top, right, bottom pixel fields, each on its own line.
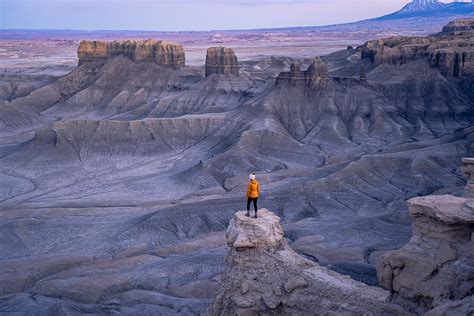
left=375, top=0, right=474, bottom=21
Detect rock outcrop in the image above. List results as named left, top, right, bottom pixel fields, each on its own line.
left=442, top=18, right=474, bottom=34
left=360, top=18, right=474, bottom=77
left=377, top=194, right=474, bottom=313
left=77, top=39, right=185, bottom=67
left=205, top=47, right=239, bottom=77
left=275, top=57, right=329, bottom=87
left=211, top=209, right=404, bottom=315
left=462, top=157, right=474, bottom=198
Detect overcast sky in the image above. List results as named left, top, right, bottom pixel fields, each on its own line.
left=0, top=0, right=458, bottom=31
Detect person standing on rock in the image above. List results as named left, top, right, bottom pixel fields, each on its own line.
left=246, top=173, right=260, bottom=218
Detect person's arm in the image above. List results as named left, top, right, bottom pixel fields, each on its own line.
left=257, top=182, right=260, bottom=196
left=246, top=182, right=250, bottom=197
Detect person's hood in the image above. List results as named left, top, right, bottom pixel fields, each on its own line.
left=250, top=179, right=258, bottom=184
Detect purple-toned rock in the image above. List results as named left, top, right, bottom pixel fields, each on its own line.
left=461, top=157, right=474, bottom=198
left=275, top=57, right=329, bottom=88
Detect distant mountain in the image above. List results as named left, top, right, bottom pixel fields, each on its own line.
left=398, top=0, right=445, bottom=13
left=247, top=0, right=474, bottom=37
left=376, top=0, right=474, bottom=20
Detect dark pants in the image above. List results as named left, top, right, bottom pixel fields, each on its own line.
left=247, top=197, right=258, bottom=212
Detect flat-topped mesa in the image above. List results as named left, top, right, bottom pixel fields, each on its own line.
left=442, top=18, right=474, bottom=34
left=205, top=46, right=239, bottom=77
left=359, top=18, right=474, bottom=77
left=461, top=157, right=474, bottom=198
left=211, top=209, right=404, bottom=315
left=77, top=39, right=185, bottom=67
left=275, top=57, right=329, bottom=88
left=377, top=194, right=474, bottom=313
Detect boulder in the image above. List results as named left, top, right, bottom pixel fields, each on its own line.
left=205, top=47, right=239, bottom=77
left=211, top=209, right=405, bottom=315
left=377, top=194, right=474, bottom=313
left=77, top=39, right=185, bottom=67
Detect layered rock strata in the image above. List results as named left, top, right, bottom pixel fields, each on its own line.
left=377, top=194, right=474, bottom=313
left=205, top=47, right=239, bottom=77
left=360, top=18, right=474, bottom=77
left=77, top=39, right=185, bottom=67
left=275, top=57, right=329, bottom=87
left=442, top=18, right=474, bottom=33
left=211, top=209, right=404, bottom=315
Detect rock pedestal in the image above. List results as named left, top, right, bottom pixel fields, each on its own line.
left=77, top=39, right=185, bottom=67
left=461, top=157, right=474, bottom=198
left=211, top=209, right=404, bottom=315
left=377, top=195, right=474, bottom=313
left=205, top=47, right=239, bottom=77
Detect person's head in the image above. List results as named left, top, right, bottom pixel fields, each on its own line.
left=249, top=172, right=256, bottom=180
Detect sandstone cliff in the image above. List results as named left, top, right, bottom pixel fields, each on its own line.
left=275, top=57, right=329, bottom=87
left=360, top=18, right=474, bottom=77
left=442, top=18, right=474, bottom=33
left=205, top=47, right=239, bottom=77
left=77, top=39, right=185, bottom=67
left=377, top=160, right=474, bottom=314
left=211, top=209, right=404, bottom=315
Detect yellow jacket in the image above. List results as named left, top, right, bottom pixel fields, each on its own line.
left=247, top=179, right=260, bottom=198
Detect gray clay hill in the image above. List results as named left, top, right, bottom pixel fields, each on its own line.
left=0, top=19, right=473, bottom=315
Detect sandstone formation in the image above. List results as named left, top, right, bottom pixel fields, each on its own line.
left=442, top=18, right=474, bottom=33
left=377, top=194, right=474, bottom=313
left=211, top=209, right=404, bottom=315
left=360, top=18, right=474, bottom=77
left=205, top=47, right=239, bottom=77
left=77, top=39, right=185, bottom=67
left=275, top=57, right=329, bottom=87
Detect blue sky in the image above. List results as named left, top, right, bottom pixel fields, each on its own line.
left=0, top=0, right=456, bottom=31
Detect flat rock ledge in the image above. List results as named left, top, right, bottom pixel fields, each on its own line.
left=377, top=195, right=474, bottom=314
left=211, top=209, right=405, bottom=315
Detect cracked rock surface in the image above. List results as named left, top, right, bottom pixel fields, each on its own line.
left=211, top=209, right=405, bottom=315
left=377, top=195, right=474, bottom=314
